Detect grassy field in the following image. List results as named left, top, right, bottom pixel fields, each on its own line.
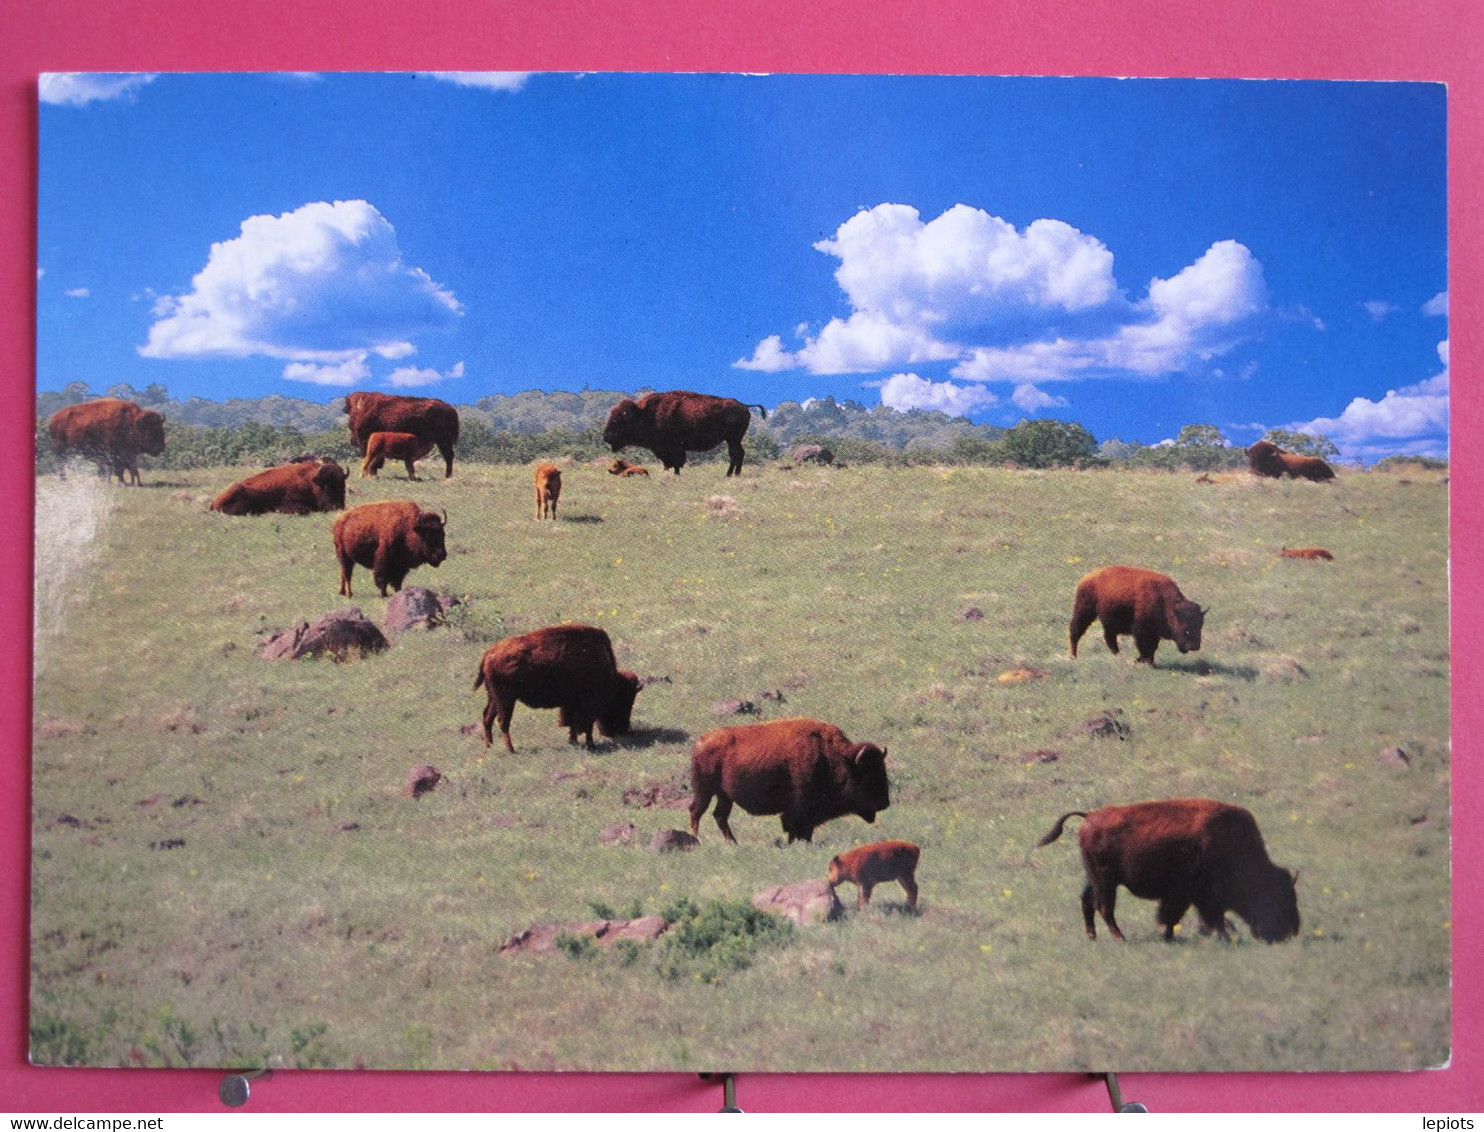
left=31, top=458, right=1450, bottom=1072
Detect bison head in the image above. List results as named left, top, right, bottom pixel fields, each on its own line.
left=313, top=461, right=349, bottom=510
left=1171, top=600, right=1206, bottom=654
left=596, top=669, right=643, bottom=738
left=602, top=399, right=644, bottom=452
left=1247, top=866, right=1301, bottom=943
left=414, top=510, right=448, bottom=567
left=1246, top=440, right=1287, bottom=477
left=133, top=410, right=167, bottom=457
left=846, top=742, right=891, bottom=823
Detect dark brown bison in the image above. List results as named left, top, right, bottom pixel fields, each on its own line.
left=828, top=840, right=920, bottom=911
left=360, top=430, right=435, bottom=480
left=1246, top=440, right=1336, bottom=482
left=608, top=458, right=650, bottom=477
left=473, top=624, right=641, bottom=753
left=688, top=717, right=891, bottom=844
left=47, top=398, right=167, bottom=485
left=603, top=391, right=766, bottom=476
left=534, top=462, right=562, bottom=520
left=211, top=459, right=348, bottom=516
left=1070, top=565, right=1205, bottom=666
left=331, top=501, right=448, bottom=598
left=344, top=392, right=460, bottom=478
left=1280, top=546, right=1334, bottom=561
left=1036, top=798, right=1300, bottom=943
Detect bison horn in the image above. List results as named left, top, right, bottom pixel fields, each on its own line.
left=1290, top=869, right=1300, bottom=886
left=441, top=509, right=449, bottom=526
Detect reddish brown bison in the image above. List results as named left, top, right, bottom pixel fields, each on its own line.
left=828, top=840, right=920, bottom=911
left=1036, top=798, right=1300, bottom=943
left=360, top=430, right=435, bottom=480
left=689, top=717, right=891, bottom=844
left=332, top=501, right=448, bottom=598
left=603, top=390, right=766, bottom=477
left=47, top=398, right=167, bottom=485
left=344, top=392, right=460, bottom=478
left=1246, top=440, right=1336, bottom=482
left=211, top=459, right=348, bottom=516
left=1280, top=546, right=1334, bottom=561
left=608, top=458, right=650, bottom=477
left=473, top=624, right=641, bottom=753
left=1070, top=565, right=1205, bottom=666
left=534, top=462, right=562, bottom=520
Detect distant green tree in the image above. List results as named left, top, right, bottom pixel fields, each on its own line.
left=1260, top=429, right=1339, bottom=460
left=1097, top=438, right=1143, bottom=462
left=1001, top=419, right=1098, bottom=468
left=1175, top=424, right=1229, bottom=448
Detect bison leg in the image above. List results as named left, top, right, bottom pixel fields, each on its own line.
left=711, top=794, right=739, bottom=844
left=1101, top=623, right=1122, bottom=656
left=404, top=458, right=419, bottom=481
left=857, top=882, right=873, bottom=911
left=725, top=438, right=745, bottom=477
left=1090, top=882, right=1125, bottom=940
left=1133, top=628, right=1161, bottom=664
left=337, top=552, right=355, bottom=598
left=1195, top=905, right=1232, bottom=939
left=900, top=876, right=919, bottom=911
left=437, top=438, right=455, bottom=478
left=487, top=692, right=516, bottom=753
left=1081, top=884, right=1098, bottom=939
left=688, top=786, right=714, bottom=838
left=1157, top=897, right=1190, bottom=941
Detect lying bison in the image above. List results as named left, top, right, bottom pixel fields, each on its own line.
left=828, top=840, right=920, bottom=911
left=48, top=397, right=167, bottom=486
left=360, top=430, right=435, bottom=480
left=332, top=501, right=448, bottom=598
left=474, top=624, right=641, bottom=752
left=603, top=390, right=766, bottom=477
left=345, top=392, right=460, bottom=478
left=212, top=459, right=348, bottom=516
left=1070, top=565, right=1205, bottom=666
left=1246, top=440, right=1336, bottom=482
left=1036, top=798, right=1300, bottom=943
left=689, top=717, right=891, bottom=844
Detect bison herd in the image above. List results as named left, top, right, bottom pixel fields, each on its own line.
left=45, top=390, right=1332, bottom=946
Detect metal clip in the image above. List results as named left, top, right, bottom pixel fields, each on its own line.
left=1101, top=1072, right=1148, bottom=1113
left=219, top=1068, right=272, bottom=1107
left=699, top=1072, right=744, bottom=1112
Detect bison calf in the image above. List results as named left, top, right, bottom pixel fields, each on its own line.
left=332, top=501, right=448, bottom=598
left=1036, top=798, right=1300, bottom=943
left=474, top=624, right=641, bottom=753
left=1280, top=546, right=1334, bottom=561
left=608, top=458, right=650, bottom=477
left=361, top=431, right=435, bottom=480
left=1070, top=565, right=1205, bottom=666
left=534, top=462, right=562, bottom=519
left=689, top=717, right=891, bottom=845
left=828, top=841, right=920, bottom=911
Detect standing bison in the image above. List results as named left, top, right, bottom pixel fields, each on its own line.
left=1069, top=565, right=1206, bottom=666
left=47, top=398, right=167, bottom=485
left=533, top=462, right=562, bottom=520
left=473, top=624, right=641, bottom=752
left=828, top=840, right=920, bottom=911
left=360, top=431, right=435, bottom=480
left=1036, top=798, right=1301, bottom=943
left=212, top=459, right=348, bottom=516
left=603, top=391, right=766, bottom=477
left=1246, top=440, right=1336, bottom=482
left=332, top=501, right=448, bottom=598
left=688, top=717, right=891, bottom=844
left=344, top=392, right=460, bottom=479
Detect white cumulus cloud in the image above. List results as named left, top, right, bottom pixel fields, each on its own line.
left=739, top=202, right=1267, bottom=388
left=140, top=200, right=462, bottom=381
left=40, top=73, right=157, bottom=106
left=1011, top=384, right=1069, bottom=412
left=64, top=287, right=90, bottom=299
left=420, top=72, right=532, bottom=92
left=1362, top=300, right=1399, bottom=322
left=1290, top=338, right=1449, bottom=459
left=879, top=373, right=997, bottom=416
left=1423, top=290, right=1448, bottom=317
left=283, top=357, right=371, bottom=387
left=387, top=361, right=466, bottom=388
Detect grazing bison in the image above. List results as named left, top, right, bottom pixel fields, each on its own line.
left=344, top=392, right=461, bottom=478
left=473, top=624, right=641, bottom=753
left=47, top=398, right=167, bottom=485
left=212, top=459, right=348, bottom=516
left=608, top=458, right=650, bottom=477
left=332, top=501, right=448, bottom=598
left=360, top=431, right=435, bottom=480
left=689, top=717, right=891, bottom=845
left=1036, top=799, right=1300, bottom=943
left=1280, top=546, right=1334, bottom=561
left=1246, top=440, right=1336, bottom=482
left=534, top=462, right=562, bottom=520
left=1070, top=565, right=1205, bottom=666
left=603, top=390, right=766, bottom=477
left=828, top=841, right=920, bottom=911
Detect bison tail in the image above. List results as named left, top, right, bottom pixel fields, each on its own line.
left=473, top=668, right=486, bottom=691
left=1035, top=811, right=1088, bottom=848
left=747, top=403, right=768, bottom=420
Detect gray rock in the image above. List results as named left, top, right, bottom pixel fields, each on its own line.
left=648, top=829, right=700, bottom=853
left=259, top=608, right=389, bottom=661
left=599, top=821, right=639, bottom=846
left=405, top=764, right=442, bottom=797
left=499, top=916, right=671, bottom=955
left=752, top=879, right=844, bottom=926
left=384, top=587, right=459, bottom=635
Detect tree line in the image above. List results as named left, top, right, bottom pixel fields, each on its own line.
left=36, top=381, right=1372, bottom=474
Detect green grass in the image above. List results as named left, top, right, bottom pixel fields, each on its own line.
left=31, top=461, right=1450, bottom=1072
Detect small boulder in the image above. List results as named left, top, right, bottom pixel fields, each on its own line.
left=405, top=764, right=442, bottom=798
left=259, top=609, right=388, bottom=661
left=599, top=821, right=638, bottom=846
left=1078, top=710, right=1130, bottom=740
left=789, top=444, right=834, bottom=465
left=712, top=699, right=757, bottom=716
left=752, top=879, right=843, bottom=926
left=384, top=587, right=460, bottom=635
left=1380, top=746, right=1412, bottom=769
left=649, top=829, right=700, bottom=853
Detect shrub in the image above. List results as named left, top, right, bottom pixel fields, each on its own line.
left=656, top=896, right=795, bottom=984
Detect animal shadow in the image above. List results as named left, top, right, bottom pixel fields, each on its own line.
left=623, top=725, right=691, bottom=749
left=1163, top=658, right=1258, bottom=681
left=561, top=514, right=604, bottom=524
left=140, top=480, right=193, bottom=489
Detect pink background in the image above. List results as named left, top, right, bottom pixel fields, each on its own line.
left=2, top=0, right=1479, bottom=1112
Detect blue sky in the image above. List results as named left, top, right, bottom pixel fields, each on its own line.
left=37, top=72, right=1448, bottom=458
